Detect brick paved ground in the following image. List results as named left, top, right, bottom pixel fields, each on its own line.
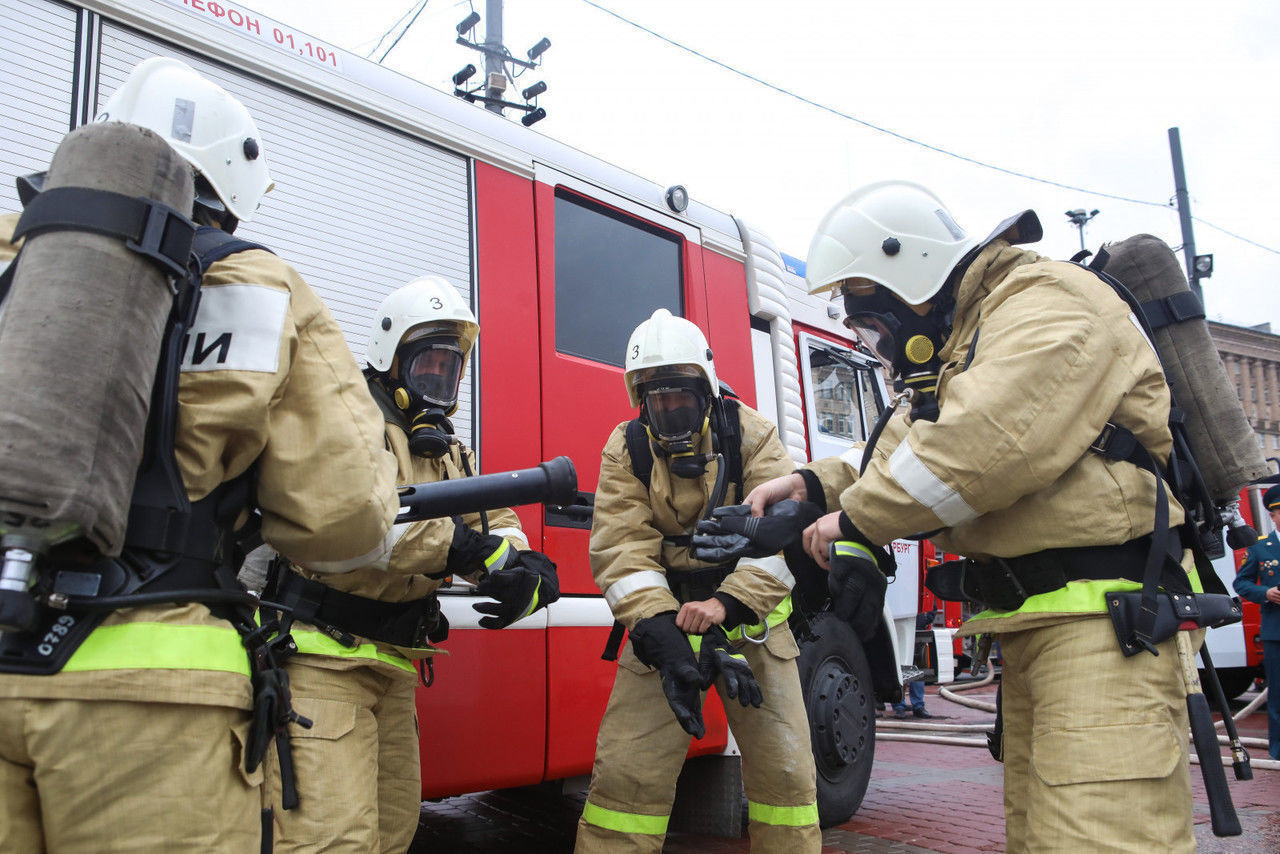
left=411, top=682, right=1279, bottom=852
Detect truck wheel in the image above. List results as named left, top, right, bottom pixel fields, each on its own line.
left=796, top=612, right=876, bottom=827
left=1204, top=666, right=1256, bottom=701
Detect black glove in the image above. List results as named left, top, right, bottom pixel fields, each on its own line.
left=828, top=539, right=890, bottom=642
left=472, top=550, right=560, bottom=630
left=445, top=518, right=511, bottom=578
left=629, top=613, right=705, bottom=738
left=697, top=625, right=763, bottom=708
left=691, top=500, right=823, bottom=563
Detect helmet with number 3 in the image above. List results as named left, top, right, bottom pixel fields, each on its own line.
left=366, top=276, right=478, bottom=416
left=623, top=309, right=719, bottom=445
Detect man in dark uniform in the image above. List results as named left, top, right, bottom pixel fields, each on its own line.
left=1233, top=484, right=1280, bottom=760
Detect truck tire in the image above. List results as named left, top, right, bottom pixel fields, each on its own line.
left=796, top=612, right=876, bottom=827
left=1204, top=666, right=1256, bottom=702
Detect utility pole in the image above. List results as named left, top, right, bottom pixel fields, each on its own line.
left=1168, top=127, right=1206, bottom=307
left=452, top=1, right=550, bottom=124
left=483, top=0, right=505, bottom=115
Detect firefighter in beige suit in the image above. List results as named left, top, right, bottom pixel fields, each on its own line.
left=263, top=276, right=559, bottom=853
left=575, top=309, right=821, bottom=854
left=747, top=181, right=1200, bottom=853
left=0, top=58, right=398, bottom=852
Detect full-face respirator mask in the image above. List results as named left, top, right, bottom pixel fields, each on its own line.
left=840, top=282, right=951, bottom=422
left=640, top=377, right=714, bottom=479
left=386, top=334, right=466, bottom=458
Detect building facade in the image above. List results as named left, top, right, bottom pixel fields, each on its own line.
left=1210, top=320, right=1280, bottom=464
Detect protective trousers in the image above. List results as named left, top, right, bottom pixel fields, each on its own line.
left=575, top=623, right=820, bottom=853
left=997, top=617, right=1195, bottom=854
left=263, top=656, right=421, bottom=853
left=0, top=698, right=260, bottom=852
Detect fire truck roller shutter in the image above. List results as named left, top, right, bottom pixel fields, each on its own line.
left=0, top=0, right=78, bottom=216
left=96, top=20, right=476, bottom=444
left=0, top=121, right=194, bottom=555
left=1102, top=234, right=1269, bottom=502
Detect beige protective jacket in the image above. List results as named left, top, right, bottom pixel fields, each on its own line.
left=806, top=240, right=1185, bottom=633
left=0, top=213, right=399, bottom=706
left=591, top=403, right=796, bottom=629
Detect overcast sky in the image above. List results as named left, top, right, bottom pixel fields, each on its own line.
left=241, top=0, right=1280, bottom=329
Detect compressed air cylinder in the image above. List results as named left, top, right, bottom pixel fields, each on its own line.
left=1102, top=234, right=1268, bottom=501
left=0, top=122, right=194, bottom=555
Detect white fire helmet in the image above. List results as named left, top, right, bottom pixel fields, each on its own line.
left=366, top=275, right=479, bottom=376
left=805, top=180, right=980, bottom=306
left=623, top=309, right=718, bottom=408
left=95, top=56, right=274, bottom=222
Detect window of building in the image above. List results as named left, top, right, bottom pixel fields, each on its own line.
left=553, top=190, right=682, bottom=366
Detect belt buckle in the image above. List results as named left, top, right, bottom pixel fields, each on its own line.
left=1090, top=423, right=1115, bottom=454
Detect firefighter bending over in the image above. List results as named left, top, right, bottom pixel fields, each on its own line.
left=575, top=309, right=821, bottom=853
left=746, top=181, right=1202, bottom=852
left=261, top=276, right=559, bottom=853
left=0, top=57, right=398, bottom=852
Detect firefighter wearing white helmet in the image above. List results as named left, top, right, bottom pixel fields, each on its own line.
left=0, top=57, right=398, bottom=852
left=745, top=180, right=1202, bottom=851
left=576, top=309, right=821, bottom=853
left=261, top=275, right=559, bottom=853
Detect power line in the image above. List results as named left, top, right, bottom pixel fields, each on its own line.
left=579, top=0, right=1280, bottom=258
left=366, top=0, right=424, bottom=59
left=378, top=0, right=432, bottom=64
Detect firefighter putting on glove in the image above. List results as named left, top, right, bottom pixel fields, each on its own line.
left=575, top=309, right=820, bottom=853
left=261, top=275, right=559, bottom=853
left=0, top=58, right=398, bottom=852
left=745, top=181, right=1208, bottom=852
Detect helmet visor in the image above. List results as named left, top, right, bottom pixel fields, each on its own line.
left=401, top=340, right=465, bottom=409
left=643, top=381, right=709, bottom=442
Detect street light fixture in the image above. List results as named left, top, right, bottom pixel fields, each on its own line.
left=1193, top=253, right=1214, bottom=279
left=1065, top=208, right=1100, bottom=253
left=522, top=81, right=547, bottom=100
left=457, top=12, right=481, bottom=35
left=527, top=38, right=551, bottom=61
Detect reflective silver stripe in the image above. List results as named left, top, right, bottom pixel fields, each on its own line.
left=604, top=570, right=671, bottom=608
left=888, top=442, right=978, bottom=527
left=303, top=525, right=398, bottom=575
left=489, top=526, right=529, bottom=548
left=738, top=554, right=795, bottom=590
left=368, top=522, right=413, bottom=570
left=839, top=445, right=863, bottom=468
left=1128, top=313, right=1158, bottom=357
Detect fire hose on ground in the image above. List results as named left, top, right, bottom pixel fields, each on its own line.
left=873, top=660, right=1279, bottom=771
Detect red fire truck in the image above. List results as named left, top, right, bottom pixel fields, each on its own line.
left=0, top=0, right=924, bottom=825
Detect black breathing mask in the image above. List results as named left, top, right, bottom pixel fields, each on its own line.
left=843, top=285, right=950, bottom=422
left=386, top=335, right=466, bottom=458
left=641, top=379, right=713, bottom=479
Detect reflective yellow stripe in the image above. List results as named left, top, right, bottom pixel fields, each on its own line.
left=581, top=801, right=669, bottom=835
left=63, top=623, right=250, bottom=675
left=833, top=540, right=875, bottom=562
left=291, top=629, right=415, bottom=673
left=688, top=634, right=703, bottom=654
left=484, top=539, right=511, bottom=571
left=747, top=800, right=819, bottom=827
left=726, top=594, right=792, bottom=642
left=970, top=562, right=1206, bottom=622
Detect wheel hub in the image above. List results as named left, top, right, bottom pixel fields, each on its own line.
left=808, top=657, right=869, bottom=775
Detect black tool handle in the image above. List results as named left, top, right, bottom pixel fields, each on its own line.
left=397, top=456, right=578, bottom=523
left=1186, top=692, right=1241, bottom=837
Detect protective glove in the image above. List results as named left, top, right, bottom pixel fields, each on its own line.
left=828, top=539, right=890, bottom=642
left=690, top=500, right=823, bottom=563
left=696, top=625, right=763, bottom=708
left=629, top=613, right=705, bottom=738
left=445, top=517, right=512, bottom=578
left=472, top=550, right=560, bottom=630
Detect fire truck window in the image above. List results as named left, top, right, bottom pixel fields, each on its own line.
left=554, top=191, right=683, bottom=366
left=809, top=345, right=873, bottom=442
